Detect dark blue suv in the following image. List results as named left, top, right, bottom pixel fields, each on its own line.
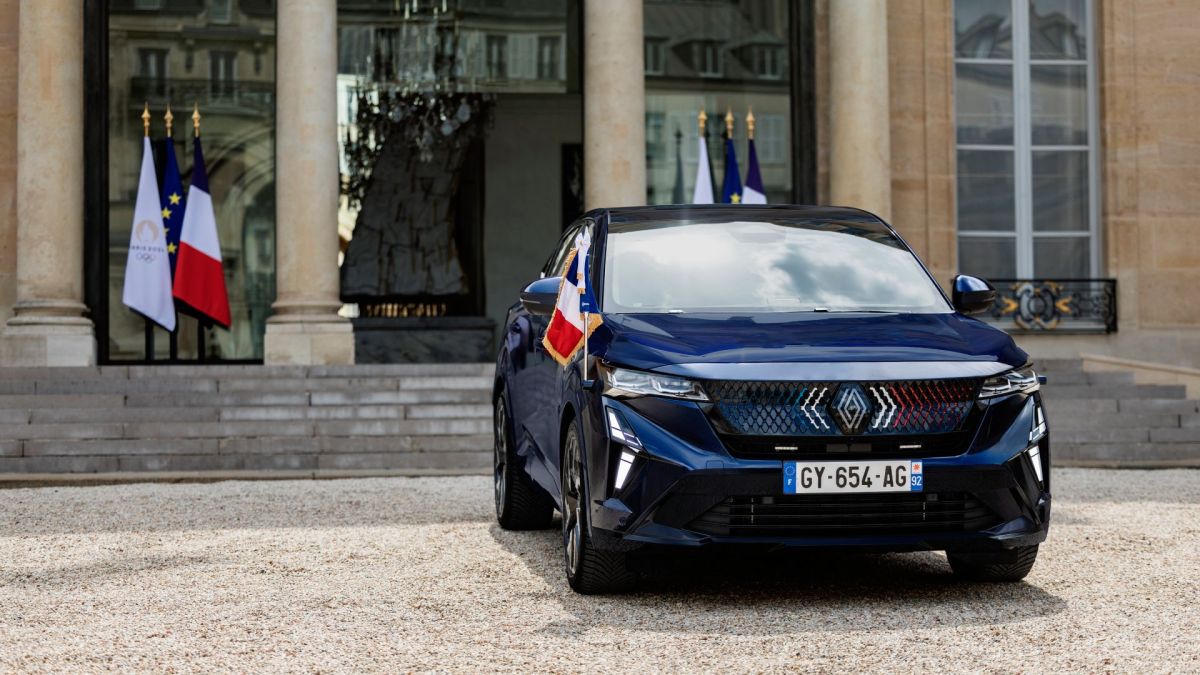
left=493, top=205, right=1050, bottom=594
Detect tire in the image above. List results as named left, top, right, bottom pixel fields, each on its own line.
left=493, top=392, right=554, bottom=530
left=947, top=545, right=1039, bottom=582
left=561, top=419, right=638, bottom=594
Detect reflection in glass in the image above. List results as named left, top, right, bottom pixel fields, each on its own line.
left=1033, top=151, right=1089, bottom=231
left=959, top=237, right=1017, bottom=280
left=955, top=0, right=1012, bottom=58
left=107, top=3, right=276, bottom=360
left=955, top=64, right=1014, bottom=145
left=957, top=150, right=1015, bottom=231
left=1030, top=0, right=1087, bottom=59
left=1031, top=64, right=1087, bottom=145
left=643, top=0, right=792, bottom=205
left=337, top=0, right=578, bottom=324
left=1034, top=237, right=1089, bottom=277
left=603, top=220, right=950, bottom=314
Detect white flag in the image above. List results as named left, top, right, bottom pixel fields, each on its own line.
left=122, top=137, right=176, bottom=331
left=691, top=135, right=714, bottom=204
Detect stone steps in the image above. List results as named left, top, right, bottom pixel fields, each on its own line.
left=0, top=364, right=496, bottom=477
left=1036, top=358, right=1200, bottom=465
left=1, top=358, right=1195, bottom=478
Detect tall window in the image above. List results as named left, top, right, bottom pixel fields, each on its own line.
left=644, top=39, right=665, bottom=76
left=537, top=35, right=561, bottom=80
left=954, top=0, right=1098, bottom=280
left=210, top=50, right=237, bottom=99
left=485, top=35, right=507, bottom=80
left=137, top=48, right=168, bottom=97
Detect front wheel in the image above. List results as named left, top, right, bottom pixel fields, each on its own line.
left=947, top=545, right=1039, bottom=582
left=494, top=393, right=554, bottom=530
left=561, top=419, right=637, bottom=594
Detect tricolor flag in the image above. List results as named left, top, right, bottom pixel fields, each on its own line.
left=742, top=136, right=767, bottom=204
left=122, top=137, right=177, bottom=331
left=172, top=135, right=231, bottom=328
left=541, top=230, right=601, bottom=367
left=159, top=136, right=186, bottom=275
left=691, top=131, right=714, bottom=204
left=721, top=133, right=743, bottom=204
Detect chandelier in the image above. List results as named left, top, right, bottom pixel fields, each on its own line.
left=341, top=0, right=495, bottom=207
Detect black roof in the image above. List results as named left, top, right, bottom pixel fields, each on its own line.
left=594, top=204, right=893, bottom=234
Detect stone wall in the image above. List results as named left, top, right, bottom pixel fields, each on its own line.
left=0, top=0, right=16, bottom=326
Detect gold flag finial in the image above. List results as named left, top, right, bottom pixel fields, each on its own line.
left=142, top=103, right=151, bottom=137
left=192, top=103, right=201, bottom=138
left=746, top=107, right=756, bottom=140
left=725, top=108, right=734, bottom=138
left=164, top=104, right=174, bottom=138
left=697, top=109, right=707, bottom=135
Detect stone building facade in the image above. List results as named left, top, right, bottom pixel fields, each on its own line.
left=0, top=0, right=1196, bottom=370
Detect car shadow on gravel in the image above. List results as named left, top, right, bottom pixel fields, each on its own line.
left=489, top=524, right=1067, bottom=635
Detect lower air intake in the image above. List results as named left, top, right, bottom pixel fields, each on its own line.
left=687, top=492, right=1000, bottom=538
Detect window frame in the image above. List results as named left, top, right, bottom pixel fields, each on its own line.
left=954, top=0, right=1101, bottom=279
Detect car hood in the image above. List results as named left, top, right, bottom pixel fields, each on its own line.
left=595, top=312, right=1026, bottom=381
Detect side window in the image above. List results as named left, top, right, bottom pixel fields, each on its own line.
left=544, top=222, right=583, bottom=277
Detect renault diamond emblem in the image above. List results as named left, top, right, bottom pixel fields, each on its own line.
left=829, top=383, right=873, bottom=435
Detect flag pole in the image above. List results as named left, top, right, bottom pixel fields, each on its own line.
left=165, top=104, right=180, bottom=359
left=142, top=103, right=155, bottom=363
left=580, top=223, right=589, bottom=384
left=746, top=107, right=755, bottom=141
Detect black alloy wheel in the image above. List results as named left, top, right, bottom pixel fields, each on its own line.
left=561, top=419, right=637, bottom=594
left=493, top=392, right=553, bottom=530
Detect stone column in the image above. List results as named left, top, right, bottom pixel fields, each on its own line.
left=583, top=0, right=646, bottom=210
left=829, top=0, right=892, bottom=221
left=264, top=0, right=354, bottom=365
left=1, top=0, right=96, bottom=366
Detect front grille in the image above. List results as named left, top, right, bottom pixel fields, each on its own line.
left=703, top=379, right=981, bottom=437
left=687, top=492, right=1001, bottom=538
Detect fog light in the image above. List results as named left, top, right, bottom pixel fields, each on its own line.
left=614, top=451, right=636, bottom=489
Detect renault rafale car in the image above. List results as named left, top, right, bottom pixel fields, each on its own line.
left=492, top=205, right=1050, bottom=594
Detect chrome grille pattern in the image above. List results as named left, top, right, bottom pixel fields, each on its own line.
left=704, top=379, right=981, bottom=437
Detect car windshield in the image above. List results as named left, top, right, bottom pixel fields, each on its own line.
left=601, top=218, right=951, bottom=314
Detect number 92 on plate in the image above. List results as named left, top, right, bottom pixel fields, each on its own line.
left=783, top=460, right=924, bottom=494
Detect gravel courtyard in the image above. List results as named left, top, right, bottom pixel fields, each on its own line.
left=0, top=469, right=1197, bottom=672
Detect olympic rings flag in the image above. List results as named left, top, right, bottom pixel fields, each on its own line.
left=122, top=133, right=177, bottom=332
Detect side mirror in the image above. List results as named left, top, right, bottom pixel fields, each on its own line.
left=952, top=274, right=997, bottom=315
left=520, top=277, right=561, bottom=315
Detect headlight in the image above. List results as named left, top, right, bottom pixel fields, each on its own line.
left=979, top=365, right=1039, bottom=398
left=601, top=365, right=708, bottom=401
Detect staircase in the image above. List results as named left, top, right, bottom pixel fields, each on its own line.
left=1037, top=358, right=1200, bottom=466
left=0, top=364, right=495, bottom=478
left=0, top=359, right=1195, bottom=480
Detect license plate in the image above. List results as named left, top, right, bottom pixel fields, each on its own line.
left=783, top=460, right=924, bottom=494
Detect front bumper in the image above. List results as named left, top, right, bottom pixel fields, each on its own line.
left=582, top=389, right=1051, bottom=553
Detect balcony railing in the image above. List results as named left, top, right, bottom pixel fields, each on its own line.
left=129, top=77, right=274, bottom=115
left=984, top=278, right=1117, bottom=334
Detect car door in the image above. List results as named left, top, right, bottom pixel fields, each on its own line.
left=508, top=221, right=582, bottom=492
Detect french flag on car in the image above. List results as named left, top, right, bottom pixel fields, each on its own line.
left=542, top=230, right=602, bottom=366
left=172, top=133, right=231, bottom=328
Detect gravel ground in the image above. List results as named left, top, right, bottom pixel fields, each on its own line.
left=0, top=469, right=1197, bottom=673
